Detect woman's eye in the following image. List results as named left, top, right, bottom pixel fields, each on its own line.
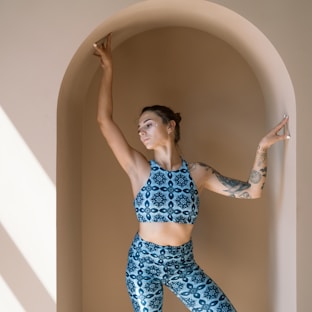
left=138, top=121, right=157, bottom=134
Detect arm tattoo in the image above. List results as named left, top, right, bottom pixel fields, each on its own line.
left=239, top=192, right=252, bottom=199
left=198, top=162, right=252, bottom=198
left=250, top=170, right=262, bottom=184
left=250, top=167, right=267, bottom=184
left=214, top=172, right=251, bottom=198
left=198, top=162, right=215, bottom=172
left=259, top=167, right=267, bottom=190
left=256, top=148, right=267, bottom=167
left=260, top=167, right=267, bottom=177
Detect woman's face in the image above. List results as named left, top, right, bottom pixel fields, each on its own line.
left=138, top=111, right=171, bottom=149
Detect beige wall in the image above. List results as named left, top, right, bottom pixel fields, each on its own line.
left=1, top=0, right=311, bottom=311
left=59, top=1, right=297, bottom=311
left=83, top=27, right=267, bottom=311
left=214, top=2, right=311, bottom=311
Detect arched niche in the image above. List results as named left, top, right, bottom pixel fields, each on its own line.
left=57, top=1, right=296, bottom=311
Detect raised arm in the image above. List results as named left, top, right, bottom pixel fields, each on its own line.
left=93, top=34, right=146, bottom=175
left=200, top=115, right=290, bottom=199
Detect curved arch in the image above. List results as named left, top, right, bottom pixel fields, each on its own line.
left=57, top=1, right=296, bottom=311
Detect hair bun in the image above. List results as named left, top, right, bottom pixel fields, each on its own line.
left=175, top=112, right=182, bottom=123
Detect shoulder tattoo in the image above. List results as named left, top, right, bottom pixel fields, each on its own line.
left=198, top=162, right=217, bottom=173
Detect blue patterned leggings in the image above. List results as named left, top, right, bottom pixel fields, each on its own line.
left=126, top=233, right=236, bottom=312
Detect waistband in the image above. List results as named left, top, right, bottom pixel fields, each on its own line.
left=135, top=232, right=192, bottom=249
left=129, top=233, right=194, bottom=264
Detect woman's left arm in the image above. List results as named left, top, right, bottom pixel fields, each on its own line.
left=202, top=115, right=290, bottom=199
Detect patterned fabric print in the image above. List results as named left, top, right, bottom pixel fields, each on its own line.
left=134, top=160, right=200, bottom=224
left=126, top=234, right=237, bottom=312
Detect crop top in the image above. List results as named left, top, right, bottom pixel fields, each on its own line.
left=134, top=159, right=200, bottom=224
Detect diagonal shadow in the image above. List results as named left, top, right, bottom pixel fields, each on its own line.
left=0, top=224, right=56, bottom=312
left=0, top=105, right=56, bottom=185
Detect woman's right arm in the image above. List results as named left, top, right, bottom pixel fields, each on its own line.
left=93, top=34, right=147, bottom=175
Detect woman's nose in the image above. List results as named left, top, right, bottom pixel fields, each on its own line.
left=138, top=129, right=146, bottom=137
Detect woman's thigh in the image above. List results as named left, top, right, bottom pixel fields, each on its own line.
left=166, top=262, right=236, bottom=312
left=126, top=261, right=164, bottom=311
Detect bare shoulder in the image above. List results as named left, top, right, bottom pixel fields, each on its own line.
left=187, top=161, right=216, bottom=191
left=188, top=161, right=216, bottom=174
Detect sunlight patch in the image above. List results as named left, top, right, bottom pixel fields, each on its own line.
left=0, top=106, right=56, bottom=304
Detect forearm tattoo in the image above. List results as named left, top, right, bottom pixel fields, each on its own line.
left=254, top=147, right=268, bottom=189
left=257, top=146, right=267, bottom=167
left=198, top=162, right=251, bottom=198
left=250, top=170, right=261, bottom=183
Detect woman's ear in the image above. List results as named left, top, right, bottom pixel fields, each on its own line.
left=167, top=120, right=176, bottom=133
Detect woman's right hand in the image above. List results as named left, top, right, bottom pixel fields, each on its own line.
left=93, top=33, right=112, bottom=70
left=258, top=115, right=290, bottom=151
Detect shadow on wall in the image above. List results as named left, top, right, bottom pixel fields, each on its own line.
left=0, top=225, right=55, bottom=312
left=57, top=1, right=296, bottom=311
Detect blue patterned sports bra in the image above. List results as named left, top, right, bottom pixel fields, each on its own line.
left=134, top=159, right=200, bottom=224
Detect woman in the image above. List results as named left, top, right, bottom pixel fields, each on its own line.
left=93, top=34, right=290, bottom=312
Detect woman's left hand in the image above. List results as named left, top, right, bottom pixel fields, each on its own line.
left=258, top=115, right=290, bottom=151
left=93, top=33, right=112, bottom=71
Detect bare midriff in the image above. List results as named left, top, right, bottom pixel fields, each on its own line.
left=138, top=222, right=194, bottom=246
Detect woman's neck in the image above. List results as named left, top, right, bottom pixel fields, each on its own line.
left=153, top=148, right=182, bottom=171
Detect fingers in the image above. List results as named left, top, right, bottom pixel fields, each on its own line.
left=93, top=42, right=103, bottom=55
left=260, top=114, right=290, bottom=149
left=93, top=34, right=113, bottom=69
left=106, top=33, right=112, bottom=49
left=276, top=114, right=288, bottom=127
left=270, top=114, right=290, bottom=142
left=278, top=115, right=290, bottom=138
left=93, top=33, right=112, bottom=53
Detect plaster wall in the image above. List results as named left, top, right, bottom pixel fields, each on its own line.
left=0, top=0, right=311, bottom=312
left=83, top=27, right=268, bottom=311
left=59, top=1, right=296, bottom=310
